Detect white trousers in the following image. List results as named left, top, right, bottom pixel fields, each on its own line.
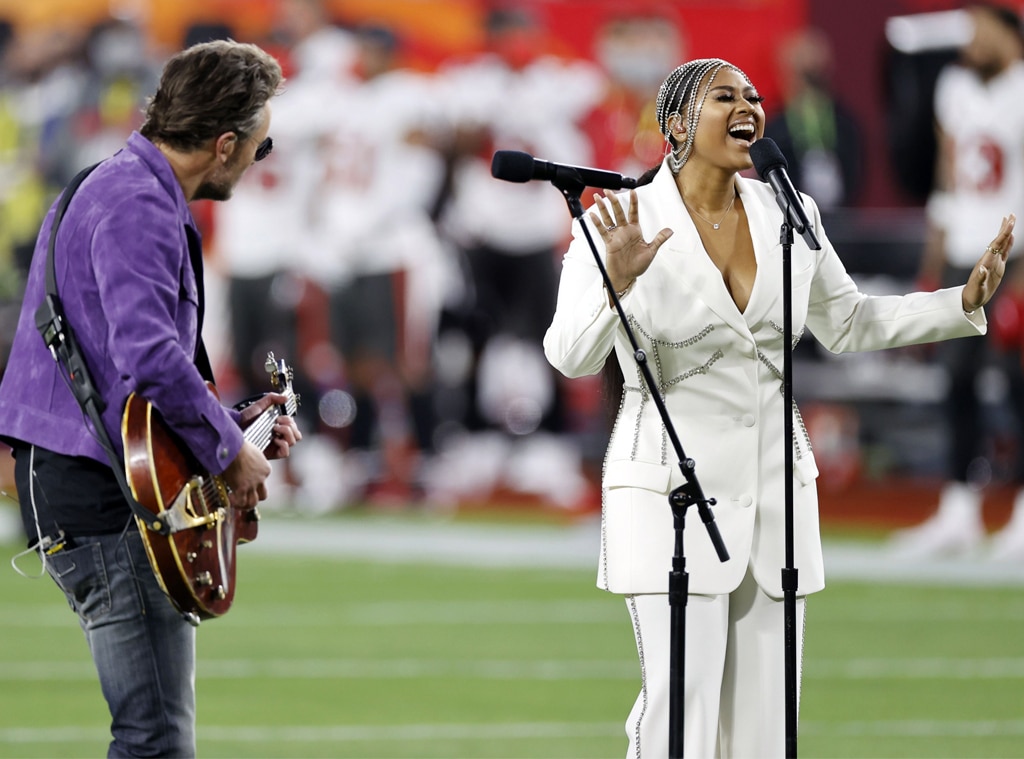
left=624, top=568, right=805, bottom=758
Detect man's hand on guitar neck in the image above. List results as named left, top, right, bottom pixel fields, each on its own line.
left=238, top=390, right=302, bottom=461
left=224, top=392, right=303, bottom=509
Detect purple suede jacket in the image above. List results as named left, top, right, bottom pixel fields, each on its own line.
left=0, top=132, right=243, bottom=474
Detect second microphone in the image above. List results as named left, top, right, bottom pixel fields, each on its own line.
left=491, top=150, right=638, bottom=191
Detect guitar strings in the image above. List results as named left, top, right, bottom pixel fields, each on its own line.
left=245, top=412, right=279, bottom=450
left=197, top=402, right=293, bottom=511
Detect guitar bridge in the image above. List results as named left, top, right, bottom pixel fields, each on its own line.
left=156, top=476, right=226, bottom=533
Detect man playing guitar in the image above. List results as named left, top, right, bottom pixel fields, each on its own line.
left=0, top=40, right=301, bottom=757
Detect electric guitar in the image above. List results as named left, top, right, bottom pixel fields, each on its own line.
left=121, top=353, right=298, bottom=624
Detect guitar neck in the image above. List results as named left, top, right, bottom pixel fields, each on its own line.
left=242, top=396, right=296, bottom=451
left=244, top=408, right=280, bottom=451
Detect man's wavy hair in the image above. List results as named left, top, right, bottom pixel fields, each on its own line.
left=140, top=40, right=283, bottom=151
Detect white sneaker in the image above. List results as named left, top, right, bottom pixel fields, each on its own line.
left=989, top=489, right=1024, bottom=561
left=889, top=482, right=985, bottom=558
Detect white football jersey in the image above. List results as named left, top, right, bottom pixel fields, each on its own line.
left=310, top=68, right=448, bottom=282
left=437, top=53, right=606, bottom=253
left=933, top=60, right=1024, bottom=265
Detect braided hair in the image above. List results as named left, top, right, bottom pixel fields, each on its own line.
left=653, top=58, right=753, bottom=175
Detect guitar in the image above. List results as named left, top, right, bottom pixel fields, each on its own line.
left=121, top=353, right=298, bottom=624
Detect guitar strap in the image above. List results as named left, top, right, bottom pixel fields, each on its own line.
left=34, top=162, right=214, bottom=536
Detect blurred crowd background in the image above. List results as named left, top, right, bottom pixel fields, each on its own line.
left=0, top=0, right=1018, bottom=527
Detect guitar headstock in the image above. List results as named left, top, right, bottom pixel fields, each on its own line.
left=264, top=353, right=299, bottom=416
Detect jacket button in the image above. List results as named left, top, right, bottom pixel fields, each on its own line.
left=741, top=414, right=756, bottom=427
left=219, top=446, right=229, bottom=460
left=738, top=495, right=753, bottom=508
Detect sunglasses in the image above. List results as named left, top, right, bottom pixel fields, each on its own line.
left=254, top=136, right=273, bottom=162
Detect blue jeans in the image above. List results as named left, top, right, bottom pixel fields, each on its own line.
left=44, top=528, right=196, bottom=757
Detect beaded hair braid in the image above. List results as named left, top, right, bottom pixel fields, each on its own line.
left=654, top=58, right=753, bottom=174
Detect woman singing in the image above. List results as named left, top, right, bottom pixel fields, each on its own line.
left=543, top=57, right=1015, bottom=757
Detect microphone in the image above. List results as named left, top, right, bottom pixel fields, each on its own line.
left=749, top=138, right=821, bottom=250
left=491, top=150, right=638, bottom=191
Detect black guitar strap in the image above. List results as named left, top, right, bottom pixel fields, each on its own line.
left=34, top=163, right=215, bottom=535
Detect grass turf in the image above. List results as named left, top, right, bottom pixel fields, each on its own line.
left=1, top=519, right=1023, bottom=758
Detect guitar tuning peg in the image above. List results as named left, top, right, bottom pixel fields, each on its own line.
left=264, top=353, right=276, bottom=374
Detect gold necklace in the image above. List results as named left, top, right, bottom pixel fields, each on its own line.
left=683, top=191, right=736, bottom=230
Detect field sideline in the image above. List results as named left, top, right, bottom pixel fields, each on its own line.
left=2, top=511, right=1023, bottom=758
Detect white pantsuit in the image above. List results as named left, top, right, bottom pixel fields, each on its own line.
left=543, top=158, right=987, bottom=756
left=625, top=570, right=805, bottom=758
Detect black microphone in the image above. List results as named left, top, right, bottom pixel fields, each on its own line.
left=491, top=150, right=638, bottom=191
left=749, top=138, right=821, bottom=250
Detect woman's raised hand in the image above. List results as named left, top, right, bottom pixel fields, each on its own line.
left=963, top=214, right=1016, bottom=312
left=590, top=189, right=673, bottom=294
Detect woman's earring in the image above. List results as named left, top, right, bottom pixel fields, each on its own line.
left=667, top=132, right=687, bottom=174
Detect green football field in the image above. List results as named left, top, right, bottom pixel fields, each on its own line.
left=1, top=512, right=1023, bottom=759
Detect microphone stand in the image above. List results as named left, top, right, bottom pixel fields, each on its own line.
left=779, top=220, right=799, bottom=758
left=549, top=169, right=729, bottom=759
left=753, top=138, right=818, bottom=758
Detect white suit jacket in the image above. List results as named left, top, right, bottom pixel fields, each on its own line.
left=543, top=160, right=986, bottom=599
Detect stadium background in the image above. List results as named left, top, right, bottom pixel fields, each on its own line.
left=1, top=0, right=1019, bottom=526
